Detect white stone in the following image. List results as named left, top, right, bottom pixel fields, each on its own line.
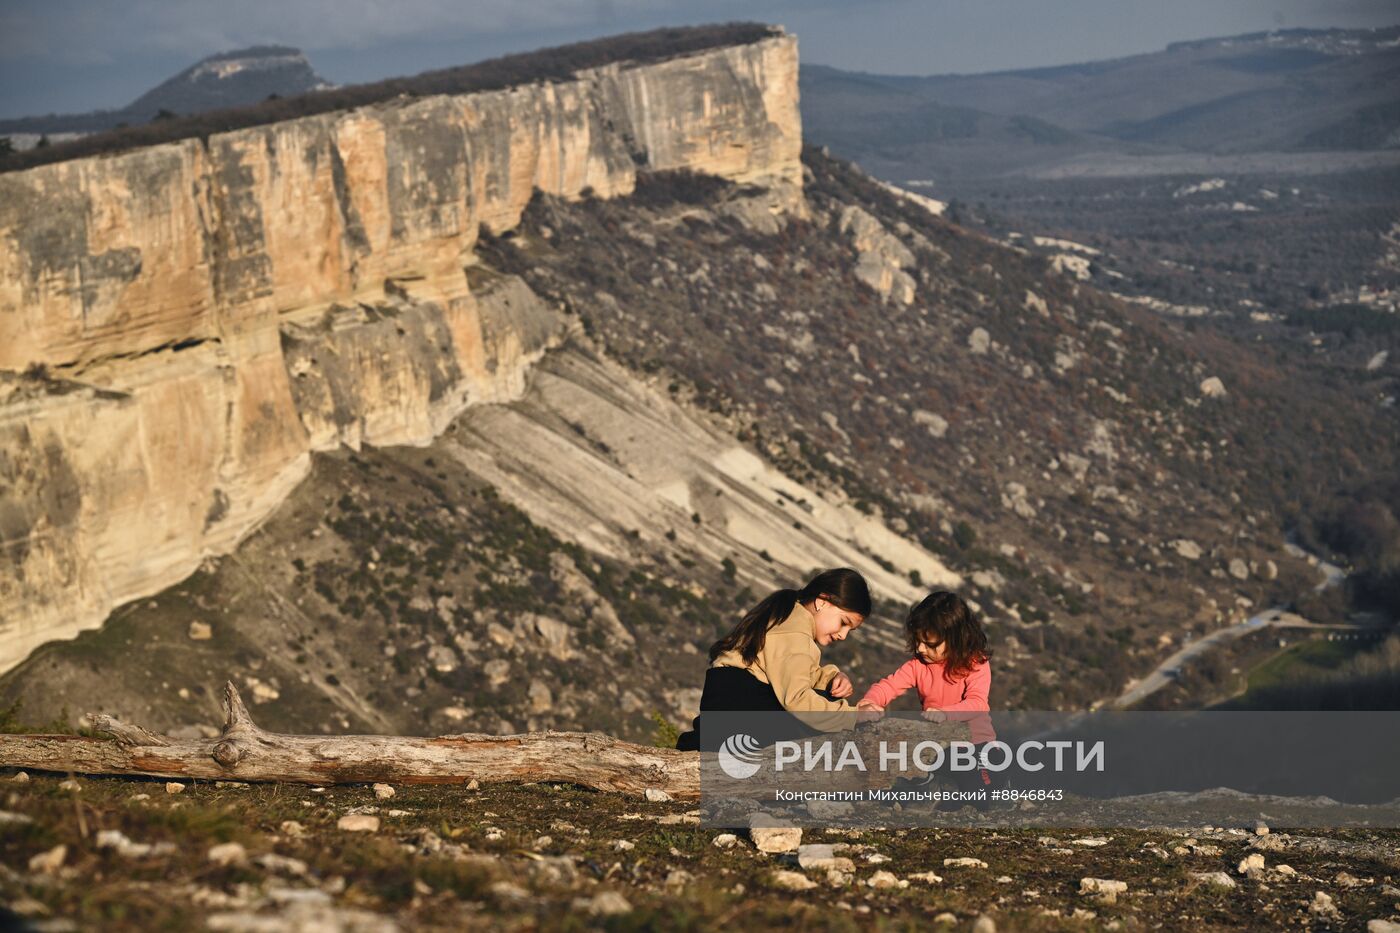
left=372, top=783, right=395, bottom=800
left=968, top=328, right=991, bottom=355
left=165, top=782, right=185, bottom=795
left=711, top=833, right=738, bottom=849
left=1172, top=539, right=1203, bottom=561
left=798, top=845, right=855, bottom=872
left=913, top=409, right=949, bottom=438
left=527, top=679, right=553, bottom=714
left=749, top=814, right=801, bottom=853
left=255, top=853, right=309, bottom=876
left=1229, top=558, right=1250, bottom=580
left=1200, top=377, right=1227, bottom=398
left=207, top=842, right=248, bottom=866
left=866, top=870, right=906, bottom=889
left=769, top=869, right=818, bottom=891
left=574, top=885, right=630, bottom=913
left=490, top=881, right=529, bottom=901
left=1079, top=878, right=1128, bottom=903
left=1311, top=891, right=1340, bottom=919
left=574, top=891, right=632, bottom=916
left=95, top=829, right=176, bottom=858
left=28, top=845, right=67, bottom=874
left=188, top=621, right=212, bottom=640
left=1191, top=871, right=1236, bottom=889
left=1238, top=853, right=1265, bottom=874
left=528, top=614, right=575, bottom=660
left=944, top=857, right=988, bottom=868
left=426, top=645, right=458, bottom=673
left=645, top=788, right=672, bottom=802
left=438, top=705, right=471, bottom=722
left=337, top=814, right=380, bottom=833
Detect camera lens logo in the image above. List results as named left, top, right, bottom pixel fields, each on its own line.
left=717, top=733, right=765, bottom=779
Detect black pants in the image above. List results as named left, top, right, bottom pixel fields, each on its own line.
left=674, top=667, right=829, bottom=752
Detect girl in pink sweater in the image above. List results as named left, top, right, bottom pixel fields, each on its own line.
left=857, top=590, right=993, bottom=727
left=858, top=591, right=997, bottom=807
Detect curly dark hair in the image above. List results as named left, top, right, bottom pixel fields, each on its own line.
left=905, top=591, right=991, bottom=682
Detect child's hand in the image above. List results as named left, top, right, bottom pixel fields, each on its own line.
left=856, top=701, right=884, bottom=723
left=828, top=673, right=853, bottom=699
left=921, top=708, right=948, bottom=723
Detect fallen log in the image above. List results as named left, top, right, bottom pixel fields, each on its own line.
left=0, top=682, right=699, bottom=799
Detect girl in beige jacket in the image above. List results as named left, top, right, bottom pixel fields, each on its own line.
left=675, top=568, right=870, bottom=751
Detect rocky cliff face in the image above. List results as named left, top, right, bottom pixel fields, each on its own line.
left=0, top=35, right=804, bottom=671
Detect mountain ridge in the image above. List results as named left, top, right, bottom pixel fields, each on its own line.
left=0, top=45, right=332, bottom=138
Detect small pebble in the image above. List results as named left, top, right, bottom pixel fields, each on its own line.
left=372, top=783, right=395, bottom=800
left=207, top=842, right=247, bottom=866
left=573, top=891, right=632, bottom=916
left=866, top=870, right=907, bottom=889
left=1190, top=871, right=1236, bottom=890
left=1238, top=853, right=1265, bottom=874
left=769, top=869, right=817, bottom=891
left=28, top=845, right=67, bottom=874
left=1079, top=878, right=1128, bottom=904
left=165, top=782, right=185, bottom=795
left=337, top=814, right=380, bottom=833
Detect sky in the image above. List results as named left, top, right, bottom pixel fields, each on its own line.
left=1, top=0, right=1396, bottom=119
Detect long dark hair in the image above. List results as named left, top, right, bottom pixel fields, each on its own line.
left=905, top=591, right=991, bottom=682
left=709, top=568, right=872, bottom=663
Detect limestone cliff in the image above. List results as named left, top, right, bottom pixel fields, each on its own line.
left=0, top=34, right=804, bottom=671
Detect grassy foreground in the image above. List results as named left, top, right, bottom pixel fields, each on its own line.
left=2, top=771, right=1398, bottom=931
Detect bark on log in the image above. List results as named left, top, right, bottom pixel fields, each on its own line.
left=0, top=682, right=699, bottom=799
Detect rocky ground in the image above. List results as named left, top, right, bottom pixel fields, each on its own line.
left=2, top=770, right=1398, bottom=931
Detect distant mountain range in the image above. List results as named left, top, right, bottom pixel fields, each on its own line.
left=800, top=25, right=1400, bottom=183
left=0, top=46, right=332, bottom=139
